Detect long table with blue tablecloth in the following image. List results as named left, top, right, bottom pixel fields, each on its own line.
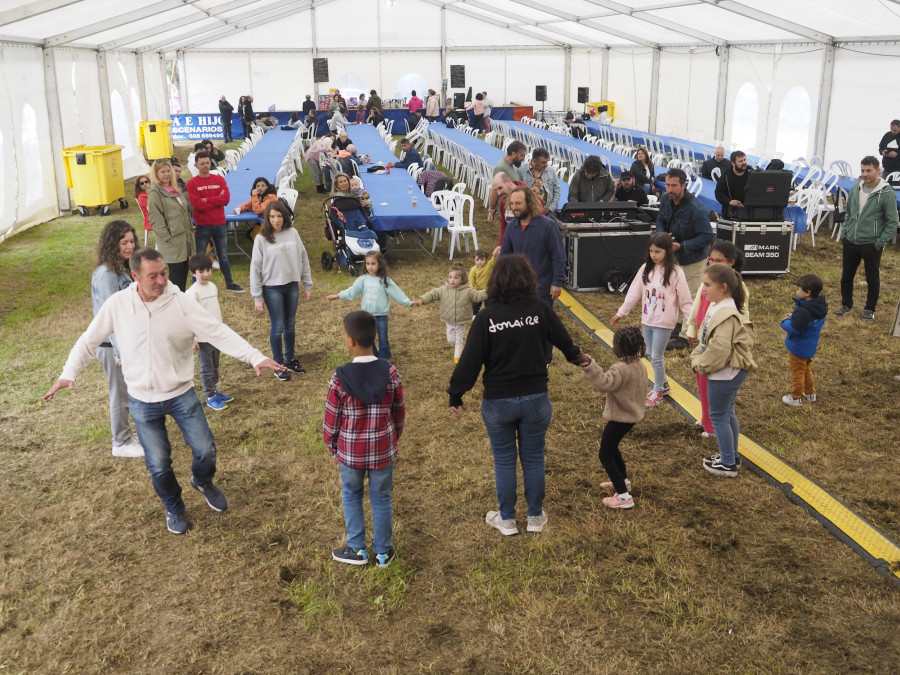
left=428, top=123, right=570, bottom=204
left=223, top=128, right=298, bottom=255
left=585, top=120, right=721, bottom=161
left=504, top=121, right=635, bottom=178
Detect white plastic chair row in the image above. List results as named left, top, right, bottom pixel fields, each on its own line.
left=429, top=190, right=477, bottom=259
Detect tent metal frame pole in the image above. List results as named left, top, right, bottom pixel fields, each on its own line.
left=714, top=45, right=729, bottom=143
left=311, top=1, right=318, bottom=98
left=814, top=44, right=835, bottom=160
left=176, top=50, right=188, bottom=113
left=135, top=52, right=149, bottom=120
left=41, top=47, right=71, bottom=212
left=96, top=50, right=115, bottom=144
left=440, top=6, right=447, bottom=101
left=648, top=47, right=660, bottom=133
left=564, top=46, right=572, bottom=110
left=600, top=47, right=609, bottom=101
left=159, top=53, right=169, bottom=116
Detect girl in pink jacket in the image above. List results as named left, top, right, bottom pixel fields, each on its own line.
left=611, top=232, right=693, bottom=407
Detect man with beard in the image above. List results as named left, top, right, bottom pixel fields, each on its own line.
left=715, top=150, right=750, bottom=218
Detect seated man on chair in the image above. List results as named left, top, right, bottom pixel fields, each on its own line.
left=614, top=171, right=649, bottom=206
left=387, top=138, right=423, bottom=171
left=714, top=150, right=749, bottom=218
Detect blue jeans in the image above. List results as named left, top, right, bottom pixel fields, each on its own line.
left=372, top=314, right=391, bottom=359
left=129, top=388, right=217, bottom=514
left=642, top=324, right=673, bottom=391
left=262, top=282, right=299, bottom=364
left=707, top=369, right=749, bottom=466
left=339, top=461, right=394, bottom=554
left=195, top=224, right=234, bottom=286
left=481, top=392, right=552, bottom=520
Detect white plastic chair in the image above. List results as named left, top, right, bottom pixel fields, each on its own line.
left=687, top=177, right=703, bottom=197
left=446, top=194, right=477, bottom=260
left=277, top=187, right=298, bottom=212
left=710, top=167, right=722, bottom=182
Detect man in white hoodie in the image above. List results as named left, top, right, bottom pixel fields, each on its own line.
left=43, top=248, right=285, bottom=534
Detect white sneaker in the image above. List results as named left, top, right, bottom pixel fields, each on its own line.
left=212, top=260, right=221, bottom=270
left=803, top=392, right=817, bottom=402
left=485, top=510, right=518, bottom=536
left=526, top=511, right=548, bottom=533
left=781, top=394, right=802, bottom=407
left=112, top=440, right=144, bottom=458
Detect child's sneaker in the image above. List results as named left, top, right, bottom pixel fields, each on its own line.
left=274, top=369, right=291, bottom=382
left=214, top=390, right=234, bottom=403
left=701, top=430, right=716, bottom=438
left=660, top=381, right=671, bottom=395
left=206, top=395, right=228, bottom=411
left=704, top=453, right=741, bottom=467
left=485, top=510, right=518, bottom=536
left=599, top=479, right=631, bottom=492
left=332, top=546, right=368, bottom=565
left=284, top=358, right=306, bottom=374
left=526, top=511, right=548, bottom=533
left=803, top=392, right=817, bottom=402
left=602, top=494, right=634, bottom=509
left=645, top=390, right=665, bottom=407
left=375, top=549, right=395, bottom=567
left=781, top=394, right=802, bottom=407
left=702, top=456, right=738, bottom=477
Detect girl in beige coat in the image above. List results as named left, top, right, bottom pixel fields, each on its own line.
left=412, top=263, right=487, bottom=363
left=690, top=264, right=758, bottom=477
left=147, top=158, right=194, bottom=291
left=581, top=326, right=649, bottom=509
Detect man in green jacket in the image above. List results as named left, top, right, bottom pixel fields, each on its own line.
left=836, top=155, right=899, bottom=323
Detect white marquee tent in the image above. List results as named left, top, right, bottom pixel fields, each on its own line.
left=2, top=0, right=900, bottom=241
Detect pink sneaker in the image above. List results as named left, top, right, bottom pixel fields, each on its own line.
left=602, top=494, right=634, bottom=509
left=645, top=390, right=665, bottom=407
left=599, top=479, right=631, bottom=492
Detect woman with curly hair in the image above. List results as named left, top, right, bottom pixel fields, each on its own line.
left=92, top=220, right=143, bottom=458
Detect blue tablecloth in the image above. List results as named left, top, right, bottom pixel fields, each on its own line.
left=506, top=121, right=634, bottom=179
left=225, top=128, right=298, bottom=222
left=585, top=120, right=721, bottom=161
left=429, top=124, right=570, bottom=204
left=348, top=125, right=448, bottom=232
left=794, top=167, right=900, bottom=207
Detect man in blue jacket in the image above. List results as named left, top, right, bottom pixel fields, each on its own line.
left=388, top=138, right=423, bottom=171
left=656, top=167, right=713, bottom=347
left=500, top=187, right=566, bottom=306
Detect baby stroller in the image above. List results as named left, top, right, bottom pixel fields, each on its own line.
left=320, top=195, right=380, bottom=276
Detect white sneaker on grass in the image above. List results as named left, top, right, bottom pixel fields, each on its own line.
left=526, top=511, right=548, bottom=533
left=485, top=511, right=518, bottom=536
left=112, top=440, right=144, bottom=457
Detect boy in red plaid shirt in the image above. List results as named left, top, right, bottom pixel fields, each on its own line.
left=324, top=310, right=405, bottom=566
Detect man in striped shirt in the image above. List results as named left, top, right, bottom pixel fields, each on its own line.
left=324, top=311, right=405, bottom=567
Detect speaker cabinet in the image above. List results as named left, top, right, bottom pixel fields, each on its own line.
left=453, top=92, right=465, bottom=108
left=577, top=87, right=589, bottom=103
left=564, top=227, right=652, bottom=292
left=535, top=85, right=547, bottom=102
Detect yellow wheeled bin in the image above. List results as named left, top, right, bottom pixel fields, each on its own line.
left=61, top=144, right=129, bottom=217
left=588, top=100, right=615, bottom=121
left=138, top=120, right=174, bottom=160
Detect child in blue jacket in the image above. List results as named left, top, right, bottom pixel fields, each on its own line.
left=781, top=274, right=827, bottom=407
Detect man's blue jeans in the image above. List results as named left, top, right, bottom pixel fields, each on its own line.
left=262, top=281, right=299, bottom=364
left=195, top=224, right=234, bottom=286
left=481, top=392, right=552, bottom=520
left=339, top=461, right=394, bottom=554
left=129, top=388, right=217, bottom=514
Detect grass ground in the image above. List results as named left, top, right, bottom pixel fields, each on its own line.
left=1, top=140, right=900, bottom=673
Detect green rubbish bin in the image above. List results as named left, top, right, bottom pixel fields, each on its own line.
left=138, top=120, right=174, bottom=160
left=61, top=144, right=129, bottom=217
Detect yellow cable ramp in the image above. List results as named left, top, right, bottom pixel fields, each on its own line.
left=557, top=289, right=900, bottom=589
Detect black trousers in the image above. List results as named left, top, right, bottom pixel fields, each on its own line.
left=168, top=260, right=189, bottom=293
left=598, top=420, right=635, bottom=495
left=840, top=239, right=882, bottom=311
left=222, top=119, right=232, bottom=142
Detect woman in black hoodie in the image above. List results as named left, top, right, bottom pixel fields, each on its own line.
left=448, top=254, right=588, bottom=537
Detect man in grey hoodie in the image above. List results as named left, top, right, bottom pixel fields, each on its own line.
left=836, top=155, right=899, bottom=322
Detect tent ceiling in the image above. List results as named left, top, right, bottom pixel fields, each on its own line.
left=1, top=0, right=899, bottom=50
